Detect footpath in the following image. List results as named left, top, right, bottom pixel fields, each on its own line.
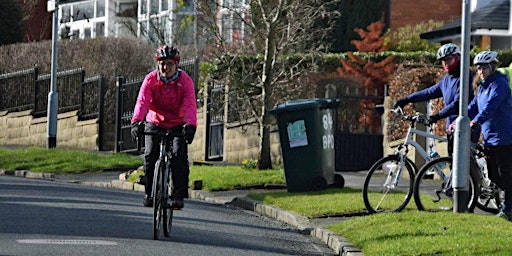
left=0, top=169, right=364, bottom=256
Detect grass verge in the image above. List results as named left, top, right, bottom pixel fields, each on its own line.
left=0, top=146, right=142, bottom=173
left=2, top=146, right=512, bottom=255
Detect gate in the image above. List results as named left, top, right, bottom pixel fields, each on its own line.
left=205, top=81, right=224, bottom=160
left=115, top=76, right=144, bottom=153
left=334, top=87, right=385, bottom=171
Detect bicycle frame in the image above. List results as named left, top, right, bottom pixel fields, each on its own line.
left=399, top=122, right=448, bottom=162
left=151, top=137, right=171, bottom=200
left=388, top=109, right=448, bottom=188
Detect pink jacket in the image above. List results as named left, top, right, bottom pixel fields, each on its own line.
left=131, top=69, right=197, bottom=129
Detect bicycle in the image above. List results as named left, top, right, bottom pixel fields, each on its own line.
left=413, top=141, right=504, bottom=213
left=137, top=125, right=184, bottom=240
left=362, top=107, right=448, bottom=213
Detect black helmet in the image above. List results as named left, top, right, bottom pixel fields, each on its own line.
left=155, top=45, right=180, bottom=63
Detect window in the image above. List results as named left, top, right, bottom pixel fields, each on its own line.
left=95, top=22, right=105, bottom=37
left=118, top=2, right=137, bottom=17
left=74, top=1, right=94, bottom=21
left=97, top=0, right=105, bottom=17
left=150, top=0, right=159, bottom=15
left=84, top=27, right=91, bottom=38
left=62, top=5, right=72, bottom=22
left=141, top=0, right=148, bottom=15
left=71, top=29, right=79, bottom=39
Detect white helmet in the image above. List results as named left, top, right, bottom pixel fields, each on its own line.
left=473, top=51, right=499, bottom=65
left=436, top=43, right=460, bottom=60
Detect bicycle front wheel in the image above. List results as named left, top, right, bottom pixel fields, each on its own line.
left=153, top=160, right=164, bottom=240
left=362, top=155, right=415, bottom=213
left=163, top=176, right=173, bottom=237
left=414, top=157, right=477, bottom=212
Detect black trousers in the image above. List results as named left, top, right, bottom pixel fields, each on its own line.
left=143, top=122, right=189, bottom=200
left=486, top=145, right=512, bottom=211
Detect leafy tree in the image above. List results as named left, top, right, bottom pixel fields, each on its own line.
left=331, top=0, right=388, bottom=53
left=0, top=0, right=24, bottom=46
left=384, top=20, right=443, bottom=52
left=196, top=0, right=340, bottom=169
left=337, top=21, right=395, bottom=134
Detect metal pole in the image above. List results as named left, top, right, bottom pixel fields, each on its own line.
left=453, top=0, right=472, bottom=212
left=47, top=0, right=59, bottom=148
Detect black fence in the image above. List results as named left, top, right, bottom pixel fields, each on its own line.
left=0, top=68, right=38, bottom=112
left=0, top=67, right=104, bottom=121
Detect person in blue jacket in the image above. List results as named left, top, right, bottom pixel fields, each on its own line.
left=469, top=50, right=512, bottom=220
left=394, top=43, right=474, bottom=156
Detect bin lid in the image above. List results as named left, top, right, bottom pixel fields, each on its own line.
left=269, top=98, right=339, bottom=114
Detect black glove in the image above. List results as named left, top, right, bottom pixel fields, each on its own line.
left=427, top=114, right=441, bottom=124
left=183, top=125, right=196, bottom=144
left=394, top=98, right=409, bottom=109
left=131, top=122, right=144, bottom=142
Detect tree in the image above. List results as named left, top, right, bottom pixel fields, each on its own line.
left=337, top=21, right=395, bottom=134
left=196, top=0, right=340, bottom=169
left=331, top=0, right=388, bottom=52
left=0, top=0, right=24, bottom=46
left=384, top=20, right=443, bottom=52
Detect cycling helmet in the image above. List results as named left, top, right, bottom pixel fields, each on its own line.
left=155, top=45, right=180, bottom=63
left=436, top=43, right=461, bottom=60
left=473, top=51, right=499, bottom=65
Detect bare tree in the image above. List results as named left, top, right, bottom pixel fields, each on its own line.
left=196, top=0, right=340, bottom=169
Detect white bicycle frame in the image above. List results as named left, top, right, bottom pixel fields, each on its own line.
left=400, top=125, right=448, bottom=162
left=386, top=108, right=448, bottom=189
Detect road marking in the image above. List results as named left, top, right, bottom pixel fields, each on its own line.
left=17, top=239, right=117, bottom=245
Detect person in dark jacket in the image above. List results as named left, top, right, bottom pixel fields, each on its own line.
left=394, top=43, right=475, bottom=156
left=469, top=50, right=512, bottom=220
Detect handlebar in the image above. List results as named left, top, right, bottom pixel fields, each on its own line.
left=135, top=126, right=185, bottom=154
left=391, top=107, right=432, bottom=126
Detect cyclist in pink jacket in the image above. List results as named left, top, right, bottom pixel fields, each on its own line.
left=130, top=45, right=197, bottom=209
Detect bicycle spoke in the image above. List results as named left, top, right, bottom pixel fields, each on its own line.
left=363, top=155, right=414, bottom=213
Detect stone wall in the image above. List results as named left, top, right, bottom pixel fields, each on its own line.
left=0, top=110, right=100, bottom=150
left=221, top=121, right=283, bottom=165
left=0, top=107, right=283, bottom=165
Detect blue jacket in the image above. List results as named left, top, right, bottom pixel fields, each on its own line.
left=468, top=72, right=512, bottom=146
left=405, top=71, right=474, bottom=132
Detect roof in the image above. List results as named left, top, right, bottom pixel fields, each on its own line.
left=420, top=0, right=510, bottom=41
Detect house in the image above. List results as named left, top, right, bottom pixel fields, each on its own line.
left=388, top=0, right=463, bottom=32
left=54, top=0, right=248, bottom=46
left=420, top=0, right=511, bottom=50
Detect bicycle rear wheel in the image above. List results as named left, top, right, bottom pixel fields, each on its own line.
left=362, top=155, right=415, bottom=213
left=473, top=156, right=503, bottom=214
left=153, top=160, right=164, bottom=240
left=476, top=181, right=503, bottom=214
left=414, top=157, right=477, bottom=212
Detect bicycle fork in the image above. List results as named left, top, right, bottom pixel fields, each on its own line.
left=384, top=155, right=405, bottom=189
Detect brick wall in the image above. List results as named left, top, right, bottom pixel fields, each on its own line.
left=390, top=0, right=462, bottom=31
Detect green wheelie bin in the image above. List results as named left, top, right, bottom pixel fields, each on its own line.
left=270, top=98, right=339, bottom=192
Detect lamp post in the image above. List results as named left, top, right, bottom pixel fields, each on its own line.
left=453, top=0, right=472, bottom=212
left=47, top=0, right=59, bottom=148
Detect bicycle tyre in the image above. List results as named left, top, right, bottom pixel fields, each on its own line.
left=153, top=160, right=164, bottom=240
left=413, top=157, right=477, bottom=212
left=163, top=179, right=173, bottom=237
left=476, top=184, right=503, bottom=214
left=362, top=155, right=415, bottom=213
